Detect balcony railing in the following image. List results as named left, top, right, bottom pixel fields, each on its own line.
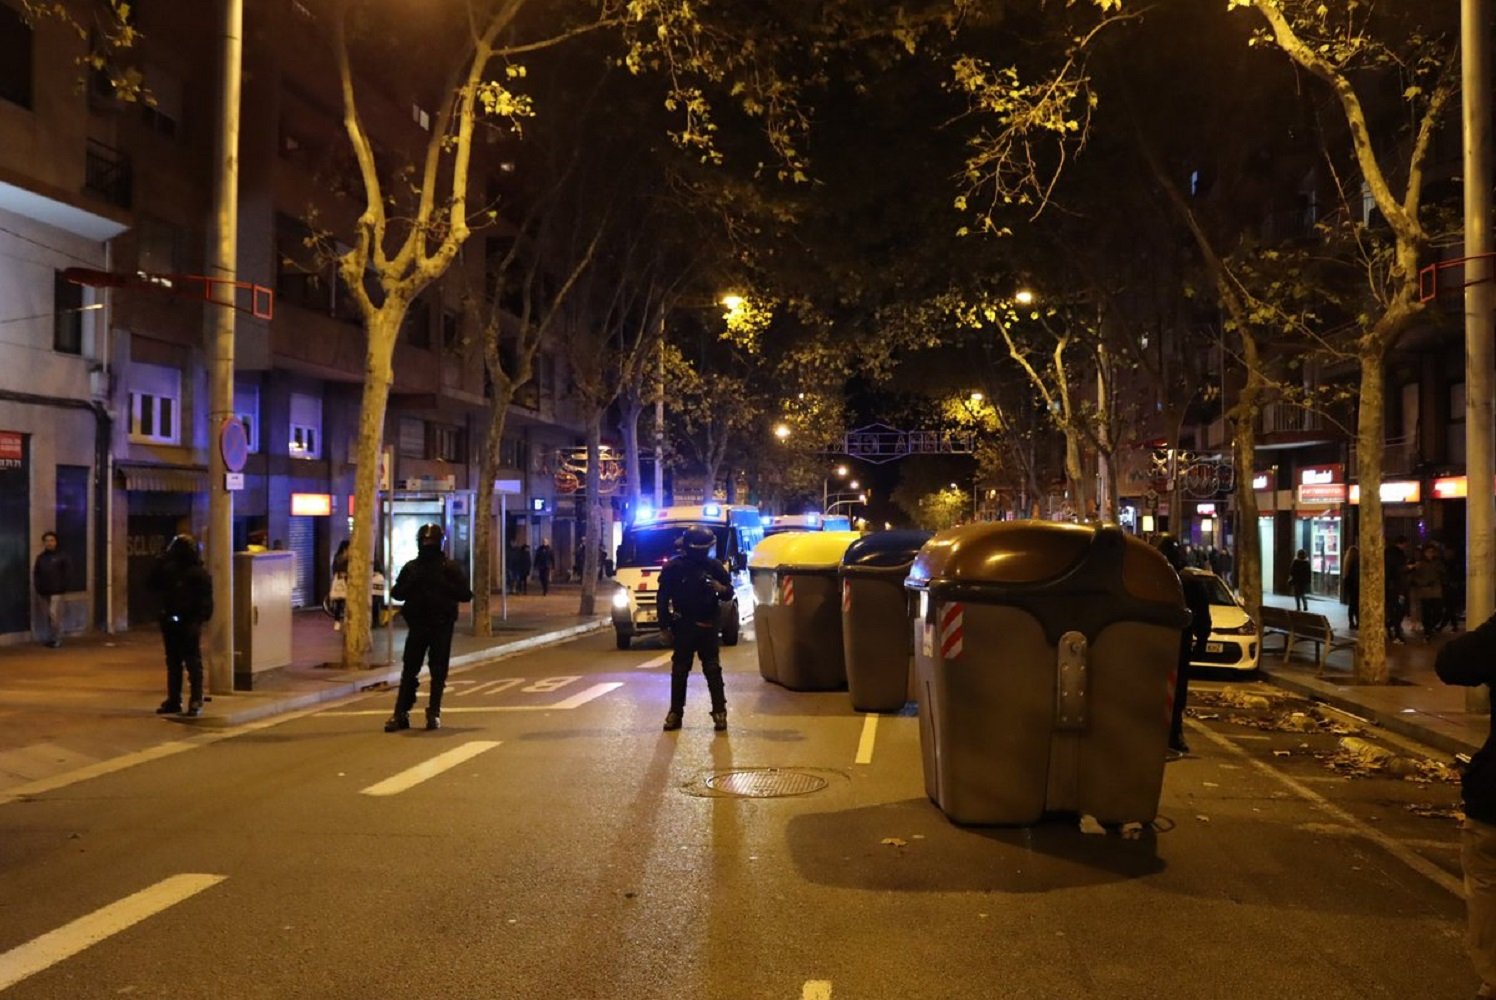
left=1349, top=435, right=1418, bottom=478
left=1258, top=402, right=1329, bottom=436
left=84, top=139, right=133, bottom=209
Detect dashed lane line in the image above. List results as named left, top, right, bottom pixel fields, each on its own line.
left=0, top=874, right=227, bottom=991
left=635, top=652, right=673, bottom=670
left=360, top=741, right=501, bottom=796
left=803, top=982, right=832, bottom=1000
left=1189, top=719, right=1464, bottom=898
left=855, top=715, right=878, bottom=765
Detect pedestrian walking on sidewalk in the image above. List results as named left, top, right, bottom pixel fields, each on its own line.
left=32, top=530, right=70, bottom=648
left=534, top=542, right=553, bottom=596
left=384, top=523, right=473, bottom=733
left=1341, top=544, right=1360, bottom=630
left=1409, top=542, right=1447, bottom=639
left=1288, top=549, right=1311, bottom=611
left=658, top=525, right=733, bottom=733
left=515, top=543, right=532, bottom=594
left=1434, top=613, right=1496, bottom=999
left=329, top=540, right=350, bottom=630
left=1157, top=535, right=1210, bottom=755
left=1386, top=536, right=1411, bottom=643
left=148, top=534, right=214, bottom=717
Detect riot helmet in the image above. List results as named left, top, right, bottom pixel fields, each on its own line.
left=417, top=523, right=445, bottom=552
left=682, top=524, right=716, bottom=556
left=1154, top=533, right=1185, bottom=572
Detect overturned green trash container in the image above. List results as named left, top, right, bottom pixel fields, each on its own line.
left=905, top=521, right=1188, bottom=826
left=749, top=530, right=862, bottom=690
left=840, top=530, right=932, bottom=712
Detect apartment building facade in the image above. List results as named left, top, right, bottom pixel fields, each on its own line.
left=0, top=0, right=587, bottom=642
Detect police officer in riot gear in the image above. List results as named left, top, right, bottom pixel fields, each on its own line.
left=1156, top=534, right=1211, bottom=755
left=657, top=524, right=733, bottom=732
left=384, top=524, right=474, bottom=732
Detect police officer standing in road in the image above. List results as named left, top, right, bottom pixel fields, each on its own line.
left=148, top=534, right=214, bottom=717
left=1156, top=534, right=1210, bottom=755
left=657, top=525, right=733, bottom=733
left=384, top=524, right=474, bottom=732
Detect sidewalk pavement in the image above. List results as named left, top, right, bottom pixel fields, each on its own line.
left=0, top=581, right=616, bottom=796
left=1253, top=589, right=1489, bottom=758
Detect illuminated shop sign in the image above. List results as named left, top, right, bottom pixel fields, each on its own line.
left=1196, top=503, right=1216, bottom=516
left=1347, top=482, right=1421, bottom=505
left=1299, top=466, right=1342, bottom=486
left=1252, top=472, right=1272, bottom=491
left=1297, top=484, right=1348, bottom=504
left=290, top=492, right=333, bottom=516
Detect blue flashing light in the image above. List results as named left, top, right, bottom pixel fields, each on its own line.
left=806, top=512, right=819, bottom=525
left=703, top=503, right=722, bottom=518
left=635, top=505, right=656, bottom=524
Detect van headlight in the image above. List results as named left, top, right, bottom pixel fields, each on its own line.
left=612, top=589, right=630, bottom=609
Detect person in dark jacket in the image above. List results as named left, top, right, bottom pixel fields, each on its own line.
left=1341, top=544, right=1360, bottom=630
left=384, top=524, right=474, bottom=732
left=148, top=534, right=214, bottom=717
left=657, top=525, right=733, bottom=733
left=1435, top=613, right=1496, bottom=997
left=32, top=530, right=71, bottom=648
left=515, top=543, right=532, bottom=594
left=534, top=542, right=554, bottom=596
left=1288, top=549, right=1311, bottom=611
left=1386, top=536, right=1411, bottom=643
left=1157, top=535, right=1210, bottom=755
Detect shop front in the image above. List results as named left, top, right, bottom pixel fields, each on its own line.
left=1295, top=468, right=1347, bottom=598
left=1349, top=479, right=1424, bottom=554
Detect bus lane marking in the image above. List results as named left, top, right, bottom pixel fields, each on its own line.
left=0, top=873, right=227, bottom=991
left=360, top=741, right=501, bottom=796
left=854, top=715, right=878, bottom=765
left=803, top=981, right=832, bottom=999
left=335, top=679, right=622, bottom=715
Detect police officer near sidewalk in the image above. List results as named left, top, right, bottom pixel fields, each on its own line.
left=148, top=534, right=214, bottom=717
left=1436, top=611, right=1496, bottom=998
left=657, top=525, right=733, bottom=733
left=384, top=524, right=474, bottom=732
left=1156, top=534, right=1210, bottom=755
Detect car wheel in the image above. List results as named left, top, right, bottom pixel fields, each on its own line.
left=615, top=630, right=631, bottom=650
left=721, top=608, right=740, bottom=646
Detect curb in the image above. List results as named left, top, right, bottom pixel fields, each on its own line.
left=1258, top=665, right=1482, bottom=758
left=213, top=618, right=610, bottom=727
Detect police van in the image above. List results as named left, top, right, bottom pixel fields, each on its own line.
left=763, top=512, right=852, bottom=535
left=610, top=503, right=764, bottom=650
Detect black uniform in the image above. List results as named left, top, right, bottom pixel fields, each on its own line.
left=657, top=549, right=732, bottom=725
left=1174, top=572, right=1212, bottom=751
left=148, top=537, right=214, bottom=715
left=388, top=545, right=473, bottom=728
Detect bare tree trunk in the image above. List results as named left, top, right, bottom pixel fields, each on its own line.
left=1355, top=348, right=1388, bottom=684
left=578, top=411, right=603, bottom=616
left=619, top=395, right=644, bottom=512
left=341, top=312, right=398, bottom=667
left=471, top=392, right=510, bottom=637
left=1063, top=430, right=1088, bottom=519
left=1230, top=346, right=1265, bottom=613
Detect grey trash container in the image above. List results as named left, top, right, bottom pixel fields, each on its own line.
left=905, top=521, right=1188, bottom=826
left=748, top=531, right=861, bottom=690
left=840, top=530, right=931, bottom=712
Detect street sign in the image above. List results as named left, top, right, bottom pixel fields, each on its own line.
left=1143, top=489, right=1159, bottom=511
left=225, top=472, right=244, bottom=491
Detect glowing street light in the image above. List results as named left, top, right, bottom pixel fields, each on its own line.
left=720, top=293, right=745, bottom=312
left=773, top=423, right=791, bottom=440
left=1014, top=289, right=1036, bottom=306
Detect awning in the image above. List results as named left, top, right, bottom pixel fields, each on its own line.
left=117, top=464, right=210, bottom=493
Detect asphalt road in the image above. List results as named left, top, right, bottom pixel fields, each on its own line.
left=0, top=629, right=1474, bottom=999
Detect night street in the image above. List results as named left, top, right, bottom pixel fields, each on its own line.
left=0, top=628, right=1471, bottom=1000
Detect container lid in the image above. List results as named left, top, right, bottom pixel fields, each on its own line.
left=748, top=530, right=862, bottom=570
left=841, top=529, right=934, bottom=570
left=904, top=521, right=1188, bottom=643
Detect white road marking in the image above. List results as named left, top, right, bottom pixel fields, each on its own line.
left=803, top=981, right=832, bottom=1000
left=334, top=682, right=625, bottom=716
left=636, top=652, right=673, bottom=670
left=360, top=741, right=501, bottom=796
left=0, top=873, right=226, bottom=991
left=459, top=678, right=526, bottom=697
left=1189, top=720, right=1465, bottom=898
left=855, top=715, right=878, bottom=765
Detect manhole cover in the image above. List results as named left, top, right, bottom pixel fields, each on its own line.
left=701, top=768, right=830, bottom=798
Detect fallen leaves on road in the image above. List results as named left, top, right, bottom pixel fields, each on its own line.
left=1319, top=736, right=1462, bottom=784
left=1405, top=803, right=1463, bottom=821
left=1078, top=815, right=1105, bottom=836
left=881, top=837, right=908, bottom=848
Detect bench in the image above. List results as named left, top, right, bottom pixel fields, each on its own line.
left=1258, top=606, right=1357, bottom=676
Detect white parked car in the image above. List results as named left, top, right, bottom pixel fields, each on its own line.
left=1182, top=569, right=1260, bottom=672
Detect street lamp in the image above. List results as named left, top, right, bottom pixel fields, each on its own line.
left=773, top=423, right=791, bottom=441
left=1014, top=289, right=1036, bottom=306
left=720, top=293, right=745, bottom=314
left=823, top=464, right=850, bottom=512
